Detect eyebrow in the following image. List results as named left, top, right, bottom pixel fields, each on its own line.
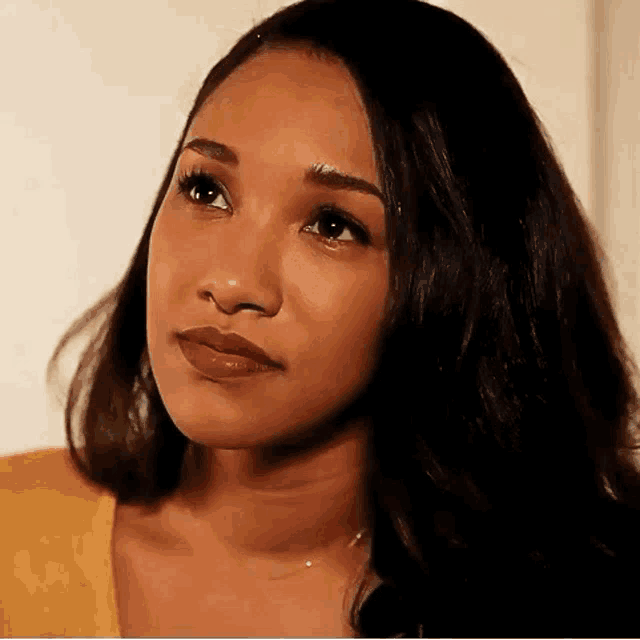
left=182, top=137, right=386, bottom=205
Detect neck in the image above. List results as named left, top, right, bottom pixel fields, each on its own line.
left=166, top=417, right=373, bottom=565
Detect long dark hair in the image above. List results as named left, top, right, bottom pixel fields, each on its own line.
left=47, top=0, right=640, bottom=636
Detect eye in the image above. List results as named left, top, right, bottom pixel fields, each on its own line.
left=177, top=170, right=231, bottom=211
left=304, top=207, right=370, bottom=246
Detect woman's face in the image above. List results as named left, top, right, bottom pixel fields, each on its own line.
left=147, top=47, right=389, bottom=449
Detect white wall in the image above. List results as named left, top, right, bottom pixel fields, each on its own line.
left=0, top=0, right=632, bottom=456
left=599, top=0, right=640, bottom=384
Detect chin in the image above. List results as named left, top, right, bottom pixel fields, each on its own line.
left=169, top=403, right=366, bottom=453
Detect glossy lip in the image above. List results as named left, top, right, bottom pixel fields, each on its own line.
left=175, top=325, right=285, bottom=376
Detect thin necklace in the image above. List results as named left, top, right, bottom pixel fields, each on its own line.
left=246, top=528, right=369, bottom=580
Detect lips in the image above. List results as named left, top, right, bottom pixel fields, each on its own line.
left=175, top=326, right=285, bottom=379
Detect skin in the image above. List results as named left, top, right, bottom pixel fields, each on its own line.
left=142, top=46, right=389, bottom=595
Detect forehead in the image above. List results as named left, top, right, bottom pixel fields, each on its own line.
left=185, top=47, right=379, bottom=185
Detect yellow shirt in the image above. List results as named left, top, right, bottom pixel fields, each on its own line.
left=0, top=447, right=121, bottom=637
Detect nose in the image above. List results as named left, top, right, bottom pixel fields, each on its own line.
left=197, top=223, right=283, bottom=317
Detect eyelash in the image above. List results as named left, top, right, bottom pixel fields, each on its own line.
left=176, top=169, right=371, bottom=247
left=177, top=169, right=231, bottom=211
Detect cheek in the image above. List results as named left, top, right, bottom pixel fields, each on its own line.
left=148, top=210, right=174, bottom=284
left=286, top=255, right=389, bottom=364
left=338, top=285, right=389, bottom=374
left=147, top=217, right=166, bottom=353
left=147, top=208, right=206, bottom=301
left=285, top=245, right=388, bottom=312
left=147, top=215, right=173, bottom=316
left=147, top=210, right=192, bottom=341
left=149, top=243, right=172, bottom=294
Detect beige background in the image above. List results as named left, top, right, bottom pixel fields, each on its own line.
left=0, top=0, right=637, bottom=456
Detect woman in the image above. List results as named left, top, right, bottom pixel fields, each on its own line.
left=2, top=0, right=640, bottom=637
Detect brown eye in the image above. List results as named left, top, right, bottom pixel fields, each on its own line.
left=177, top=171, right=231, bottom=210
left=304, top=208, right=370, bottom=245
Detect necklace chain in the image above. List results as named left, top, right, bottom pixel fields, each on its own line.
left=303, top=528, right=367, bottom=568
left=249, top=528, right=369, bottom=580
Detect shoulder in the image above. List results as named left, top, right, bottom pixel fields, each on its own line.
left=0, top=446, right=111, bottom=502
left=0, top=449, right=120, bottom=636
left=0, top=446, right=115, bottom=539
left=0, top=446, right=93, bottom=493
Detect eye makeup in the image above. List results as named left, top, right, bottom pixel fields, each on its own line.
left=174, top=166, right=374, bottom=248
left=304, top=205, right=371, bottom=246
left=177, top=169, right=231, bottom=211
